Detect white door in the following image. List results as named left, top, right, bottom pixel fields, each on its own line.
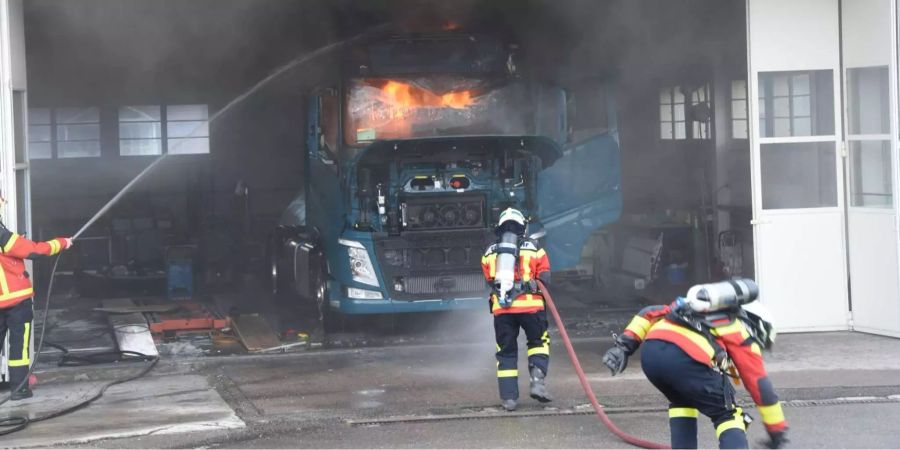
left=843, top=0, right=900, bottom=338
left=748, top=0, right=849, bottom=331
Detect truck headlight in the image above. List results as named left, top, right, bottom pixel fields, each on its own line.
left=347, top=287, right=383, bottom=300
left=339, top=239, right=379, bottom=286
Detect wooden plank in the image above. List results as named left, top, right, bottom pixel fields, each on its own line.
left=103, top=298, right=159, bottom=357
left=232, top=314, right=281, bottom=352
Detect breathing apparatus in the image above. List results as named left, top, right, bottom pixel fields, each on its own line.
left=680, top=278, right=760, bottom=313
left=672, top=278, right=777, bottom=355
left=492, top=208, right=527, bottom=308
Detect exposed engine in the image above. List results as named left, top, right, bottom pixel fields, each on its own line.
left=348, top=137, right=556, bottom=300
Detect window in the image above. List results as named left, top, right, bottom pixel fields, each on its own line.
left=27, top=107, right=101, bottom=159
left=730, top=80, right=749, bottom=139
left=690, top=84, right=711, bottom=139
left=120, top=105, right=209, bottom=156
left=660, top=86, right=686, bottom=140
left=28, top=108, right=52, bottom=159
left=167, top=105, right=209, bottom=154
left=119, top=105, right=162, bottom=156
left=758, top=71, right=834, bottom=138
left=56, top=107, right=101, bottom=158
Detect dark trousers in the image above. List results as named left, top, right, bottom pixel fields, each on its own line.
left=494, top=310, right=550, bottom=400
left=1, top=299, right=33, bottom=391
left=641, top=339, right=748, bottom=449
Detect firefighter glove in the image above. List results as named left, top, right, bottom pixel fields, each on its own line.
left=762, top=430, right=789, bottom=449
left=64, top=237, right=75, bottom=249
left=602, top=346, right=628, bottom=376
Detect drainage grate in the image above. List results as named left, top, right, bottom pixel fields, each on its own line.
left=346, top=395, right=900, bottom=426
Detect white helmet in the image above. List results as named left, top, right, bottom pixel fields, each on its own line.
left=496, top=207, right=526, bottom=236
left=741, top=301, right=777, bottom=350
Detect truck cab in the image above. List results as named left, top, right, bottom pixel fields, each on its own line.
left=272, top=32, right=622, bottom=321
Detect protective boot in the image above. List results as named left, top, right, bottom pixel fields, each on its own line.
left=529, top=367, right=552, bottom=403
left=501, top=398, right=518, bottom=412
left=10, top=387, right=33, bottom=401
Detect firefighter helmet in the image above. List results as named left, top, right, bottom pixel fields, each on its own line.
left=496, top=207, right=527, bottom=236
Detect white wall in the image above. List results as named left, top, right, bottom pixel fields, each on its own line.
left=0, top=0, right=28, bottom=231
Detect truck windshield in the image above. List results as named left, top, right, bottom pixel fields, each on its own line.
left=344, top=76, right=532, bottom=146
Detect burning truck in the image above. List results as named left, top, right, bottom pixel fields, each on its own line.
left=270, top=31, right=622, bottom=326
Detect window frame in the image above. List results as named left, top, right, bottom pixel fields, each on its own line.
left=730, top=79, right=750, bottom=141
left=118, top=104, right=211, bottom=156
left=27, top=106, right=102, bottom=160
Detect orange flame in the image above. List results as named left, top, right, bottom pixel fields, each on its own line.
left=352, top=79, right=477, bottom=142
left=381, top=80, right=474, bottom=110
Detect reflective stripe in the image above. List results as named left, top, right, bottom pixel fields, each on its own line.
left=3, top=234, right=19, bottom=253
left=497, top=369, right=518, bottom=377
left=9, top=323, right=31, bottom=367
left=649, top=320, right=716, bottom=359
left=751, top=343, right=762, bottom=355
left=0, top=262, right=9, bottom=294
left=492, top=298, right=545, bottom=312
left=712, top=320, right=747, bottom=338
left=50, top=240, right=60, bottom=255
left=716, top=408, right=746, bottom=437
left=522, top=253, right=532, bottom=281
left=0, top=283, right=34, bottom=302
left=669, top=407, right=699, bottom=418
left=488, top=255, right=497, bottom=278
left=536, top=248, right=546, bottom=258
left=625, top=316, right=652, bottom=340
left=528, top=346, right=549, bottom=356
left=758, top=402, right=786, bottom=425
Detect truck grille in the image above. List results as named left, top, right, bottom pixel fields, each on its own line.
left=374, top=229, right=492, bottom=300
left=402, top=273, right=486, bottom=295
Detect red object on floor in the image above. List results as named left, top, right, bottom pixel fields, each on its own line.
left=147, top=303, right=230, bottom=334
left=28, top=374, right=37, bottom=388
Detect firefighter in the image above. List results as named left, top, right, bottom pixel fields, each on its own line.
left=481, top=207, right=552, bottom=411
left=602, top=280, right=788, bottom=449
left=0, top=207, right=73, bottom=400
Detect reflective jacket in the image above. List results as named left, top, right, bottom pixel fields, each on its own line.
left=0, top=223, right=69, bottom=309
left=621, top=303, right=788, bottom=434
left=481, top=239, right=550, bottom=315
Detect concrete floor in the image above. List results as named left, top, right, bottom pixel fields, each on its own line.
left=4, top=287, right=900, bottom=448
left=0, top=330, right=894, bottom=448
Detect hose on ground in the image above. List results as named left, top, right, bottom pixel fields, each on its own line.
left=538, top=279, right=669, bottom=449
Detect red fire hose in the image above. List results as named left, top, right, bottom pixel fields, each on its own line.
left=537, top=280, right=669, bottom=449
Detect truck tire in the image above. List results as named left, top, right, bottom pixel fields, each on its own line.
left=313, top=265, right=341, bottom=333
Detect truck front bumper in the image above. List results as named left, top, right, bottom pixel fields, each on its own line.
left=327, top=281, right=486, bottom=314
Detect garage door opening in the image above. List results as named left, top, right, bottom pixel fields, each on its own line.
left=19, top=0, right=754, bottom=354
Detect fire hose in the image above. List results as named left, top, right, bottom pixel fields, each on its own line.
left=537, top=279, right=669, bottom=449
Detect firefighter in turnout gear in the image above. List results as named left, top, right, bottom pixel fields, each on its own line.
left=602, top=280, right=788, bottom=449
left=0, top=212, right=73, bottom=400
left=481, top=208, right=552, bottom=412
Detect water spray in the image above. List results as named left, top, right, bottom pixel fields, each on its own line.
left=74, top=24, right=387, bottom=239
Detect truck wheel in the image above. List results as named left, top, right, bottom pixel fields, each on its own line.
left=314, top=272, right=341, bottom=333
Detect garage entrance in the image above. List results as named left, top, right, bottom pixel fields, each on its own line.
left=3, top=0, right=899, bottom=355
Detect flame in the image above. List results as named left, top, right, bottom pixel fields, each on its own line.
left=381, top=80, right=474, bottom=110
left=443, top=21, right=460, bottom=31
left=352, top=79, right=477, bottom=142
